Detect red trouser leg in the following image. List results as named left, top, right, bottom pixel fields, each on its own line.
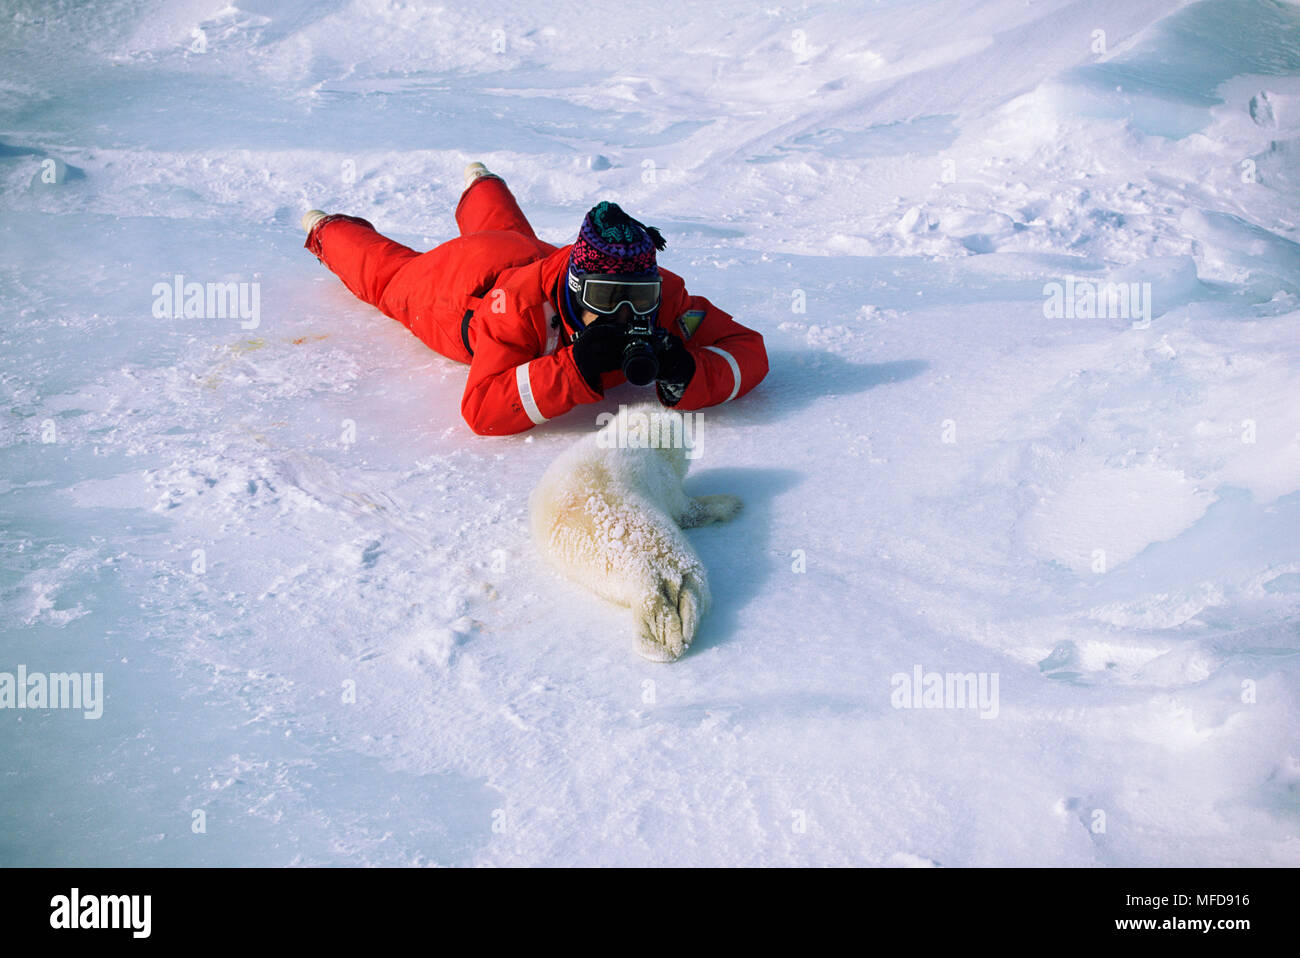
left=455, top=176, right=540, bottom=239
left=305, top=180, right=548, bottom=364
left=304, top=215, right=420, bottom=316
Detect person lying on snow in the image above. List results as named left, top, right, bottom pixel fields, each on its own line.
left=301, top=163, right=769, bottom=436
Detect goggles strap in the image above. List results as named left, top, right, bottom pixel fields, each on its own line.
left=561, top=278, right=586, bottom=333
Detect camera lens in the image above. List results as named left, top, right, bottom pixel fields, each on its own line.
left=622, top=339, right=658, bottom=386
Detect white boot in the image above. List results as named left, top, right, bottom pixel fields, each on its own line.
left=301, top=209, right=327, bottom=234
left=463, top=162, right=498, bottom=188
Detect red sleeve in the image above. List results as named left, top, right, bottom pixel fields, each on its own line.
left=460, top=307, right=603, bottom=436
left=661, top=294, right=768, bottom=411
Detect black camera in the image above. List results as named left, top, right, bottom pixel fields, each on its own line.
left=620, top=313, right=670, bottom=386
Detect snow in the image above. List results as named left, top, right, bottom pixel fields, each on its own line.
left=3, top=0, right=1299, bottom=866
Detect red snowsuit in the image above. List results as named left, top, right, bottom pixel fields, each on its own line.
left=304, top=176, right=768, bottom=435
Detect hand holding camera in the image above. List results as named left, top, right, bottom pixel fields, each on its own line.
left=571, top=322, right=627, bottom=394
left=572, top=317, right=697, bottom=397
left=651, top=329, right=695, bottom=391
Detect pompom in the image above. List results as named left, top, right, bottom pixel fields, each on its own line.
left=586, top=201, right=668, bottom=252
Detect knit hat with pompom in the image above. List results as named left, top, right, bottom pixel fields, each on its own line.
left=569, top=201, right=666, bottom=276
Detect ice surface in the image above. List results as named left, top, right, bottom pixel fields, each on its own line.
left=2, top=0, right=1299, bottom=866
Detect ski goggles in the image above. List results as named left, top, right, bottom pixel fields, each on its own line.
left=567, top=269, right=661, bottom=316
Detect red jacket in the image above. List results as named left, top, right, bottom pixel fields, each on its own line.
left=306, top=178, right=768, bottom=435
